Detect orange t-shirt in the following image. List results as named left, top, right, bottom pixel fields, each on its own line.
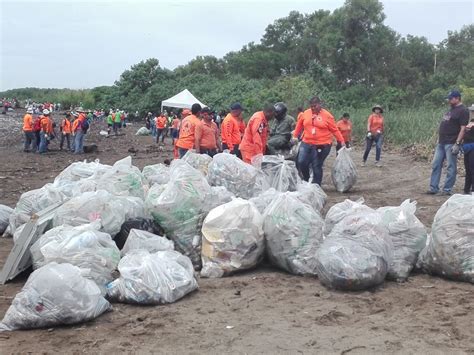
left=293, top=108, right=345, bottom=145
left=238, top=119, right=246, bottom=137
left=23, top=114, right=33, bottom=131
left=172, top=118, right=180, bottom=129
left=40, top=116, right=53, bottom=134
left=156, top=116, right=167, bottom=129
left=221, top=114, right=241, bottom=150
left=195, top=120, right=218, bottom=149
left=176, top=114, right=200, bottom=150
left=240, top=111, right=268, bottom=157
left=368, top=114, right=384, bottom=135
left=61, top=118, right=72, bottom=134
left=336, top=119, right=352, bottom=142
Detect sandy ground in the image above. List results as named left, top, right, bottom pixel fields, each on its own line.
left=0, top=110, right=472, bottom=354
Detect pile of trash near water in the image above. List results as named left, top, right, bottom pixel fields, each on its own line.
left=0, top=152, right=473, bottom=331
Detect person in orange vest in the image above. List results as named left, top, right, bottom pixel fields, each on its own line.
left=60, top=112, right=73, bottom=151
left=72, top=108, right=87, bottom=154
left=221, top=102, right=243, bottom=156
left=195, top=107, right=220, bottom=157
left=173, top=109, right=190, bottom=159
left=239, top=104, right=275, bottom=164
left=22, top=107, right=34, bottom=152
left=38, top=109, right=53, bottom=154
left=156, top=113, right=167, bottom=144
left=362, top=105, right=384, bottom=166
left=176, top=104, right=201, bottom=158
left=336, top=113, right=352, bottom=151
left=171, top=114, right=181, bottom=145
left=292, top=96, right=345, bottom=185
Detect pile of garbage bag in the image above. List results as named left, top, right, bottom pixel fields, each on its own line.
left=182, top=150, right=213, bottom=176
left=136, top=127, right=150, bottom=136
left=417, top=194, right=474, bottom=284
left=316, top=211, right=393, bottom=291
left=0, top=262, right=111, bottom=331
left=207, top=153, right=259, bottom=199
left=324, top=198, right=373, bottom=236
left=0, top=204, right=13, bottom=235
left=260, top=155, right=300, bottom=192
left=142, top=163, right=170, bottom=185
left=107, top=250, right=198, bottom=304
left=146, top=160, right=211, bottom=269
left=201, top=198, right=264, bottom=278
left=30, top=223, right=121, bottom=289
left=263, top=193, right=324, bottom=275
left=331, top=147, right=357, bottom=193
left=377, top=200, right=427, bottom=281
left=121, top=229, right=174, bottom=256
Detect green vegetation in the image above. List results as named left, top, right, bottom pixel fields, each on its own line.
left=2, top=0, right=473, bottom=148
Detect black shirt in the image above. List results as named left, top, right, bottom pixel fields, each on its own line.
left=438, top=104, right=469, bottom=144
left=464, top=119, right=474, bottom=144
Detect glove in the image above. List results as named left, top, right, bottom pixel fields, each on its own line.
left=376, top=130, right=381, bottom=134
left=44, top=134, right=49, bottom=140
left=367, top=132, right=372, bottom=138
left=451, top=143, right=460, bottom=155
left=290, top=137, right=299, bottom=146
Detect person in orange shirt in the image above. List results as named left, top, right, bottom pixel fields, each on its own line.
left=176, top=104, right=202, bottom=158
left=336, top=113, right=352, bottom=151
left=195, top=107, right=220, bottom=157
left=156, top=113, right=167, bottom=144
left=240, top=104, right=275, bottom=164
left=72, top=108, right=87, bottom=154
left=173, top=109, right=191, bottom=159
left=221, top=103, right=243, bottom=156
left=60, top=112, right=72, bottom=151
left=171, top=115, right=181, bottom=145
left=22, top=108, right=34, bottom=152
left=38, top=109, right=53, bottom=154
left=293, top=96, right=345, bottom=185
left=362, top=105, right=384, bottom=167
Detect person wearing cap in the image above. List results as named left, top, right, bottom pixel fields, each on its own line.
left=240, top=104, right=275, bottom=164
left=427, top=90, right=469, bottom=195
left=176, top=103, right=202, bottom=158
left=59, top=112, right=72, bottom=151
left=38, top=109, right=53, bottom=154
left=107, top=110, right=114, bottom=134
left=292, top=96, right=345, bottom=185
left=72, top=108, right=87, bottom=154
left=362, top=105, right=384, bottom=166
left=267, top=102, right=295, bottom=155
left=336, top=113, right=352, bottom=150
left=22, top=108, right=35, bottom=152
left=221, top=103, right=244, bottom=156
left=195, top=107, right=220, bottom=157
left=156, top=112, right=167, bottom=144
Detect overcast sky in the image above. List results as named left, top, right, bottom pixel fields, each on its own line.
left=1, top=0, right=473, bottom=91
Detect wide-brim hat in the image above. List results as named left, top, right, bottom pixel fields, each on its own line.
left=372, top=105, right=383, bottom=113
left=26, top=108, right=33, bottom=113
left=76, top=107, right=85, bottom=113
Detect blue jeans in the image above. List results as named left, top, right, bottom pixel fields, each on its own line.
left=429, top=143, right=457, bottom=193
left=38, top=132, right=48, bottom=153
left=363, top=134, right=383, bottom=162
left=74, top=131, right=84, bottom=154
left=297, top=142, right=331, bottom=185
left=151, top=124, right=157, bottom=137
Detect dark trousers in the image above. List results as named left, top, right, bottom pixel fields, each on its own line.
left=464, top=150, right=474, bottom=193
left=24, top=131, right=34, bottom=151
left=222, top=143, right=241, bottom=158
left=363, top=134, right=383, bottom=162
left=200, top=148, right=217, bottom=157
left=297, top=142, right=331, bottom=185
left=34, top=131, right=40, bottom=150
left=178, top=147, right=188, bottom=158
left=60, top=133, right=71, bottom=150
left=156, top=128, right=165, bottom=143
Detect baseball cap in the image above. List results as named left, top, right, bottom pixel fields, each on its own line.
left=446, top=90, right=461, bottom=99
left=230, top=102, right=243, bottom=111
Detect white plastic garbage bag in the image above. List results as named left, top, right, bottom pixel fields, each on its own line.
left=30, top=223, right=121, bottom=289
left=121, top=229, right=174, bottom=256
left=106, top=250, right=198, bottom=304
left=136, top=127, right=151, bottom=136
left=0, top=204, right=13, bottom=235
left=377, top=200, right=427, bottom=281
left=207, top=153, right=259, bottom=199
left=142, top=164, right=170, bottom=185
left=0, top=262, right=111, bottom=331
left=201, top=198, right=264, bottom=278
left=417, top=194, right=474, bottom=283
left=148, top=160, right=211, bottom=269
left=204, top=186, right=235, bottom=211
left=261, top=155, right=300, bottom=192
left=263, top=193, right=324, bottom=275
left=52, top=190, right=126, bottom=237
left=324, top=198, right=373, bottom=236
left=249, top=188, right=281, bottom=215
left=315, top=212, right=393, bottom=291
left=53, top=160, right=111, bottom=187
left=290, top=181, right=327, bottom=213
left=331, top=147, right=357, bottom=193
left=182, top=150, right=213, bottom=176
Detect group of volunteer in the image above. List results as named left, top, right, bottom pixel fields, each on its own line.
left=22, top=107, right=90, bottom=154
left=144, top=111, right=181, bottom=144
left=106, top=109, right=127, bottom=135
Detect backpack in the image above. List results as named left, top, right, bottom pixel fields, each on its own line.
left=81, top=119, right=90, bottom=133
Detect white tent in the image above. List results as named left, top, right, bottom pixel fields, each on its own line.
left=161, top=89, right=207, bottom=112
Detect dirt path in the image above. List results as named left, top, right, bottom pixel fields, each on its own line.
left=0, top=110, right=472, bottom=354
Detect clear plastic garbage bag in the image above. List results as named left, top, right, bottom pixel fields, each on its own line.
left=324, top=198, right=373, bottom=236
left=249, top=188, right=282, bottom=215
left=261, top=155, right=300, bottom=192
left=106, top=250, right=198, bottom=304
left=377, top=199, right=427, bottom=281
left=315, top=211, right=393, bottom=291
left=0, top=262, right=111, bottom=331
left=53, top=160, right=111, bottom=188
left=417, top=194, right=474, bottom=283
left=0, top=204, right=13, bottom=235
left=30, top=223, right=121, bottom=290
left=201, top=198, right=264, bottom=278
left=182, top=150, right=213, bottom=176
left=142, top=164, right=170, bottom=186
left=263, top=193, right=324, bottom=275
left=121, top=228, right=174, bottom=256
left=290, top=181, right=327, bottom=213
left=204, top=186, right=235, bottom=211
left=136, top=127, right=151, bottom=136
left=331, top=147, right=357, bottom=193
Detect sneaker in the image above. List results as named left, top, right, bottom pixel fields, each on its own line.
left=375, top=161, right=382, bottom=168
left=438, top=191, right=452, bottom=196
left=425, top=190, right=438, bottom=195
